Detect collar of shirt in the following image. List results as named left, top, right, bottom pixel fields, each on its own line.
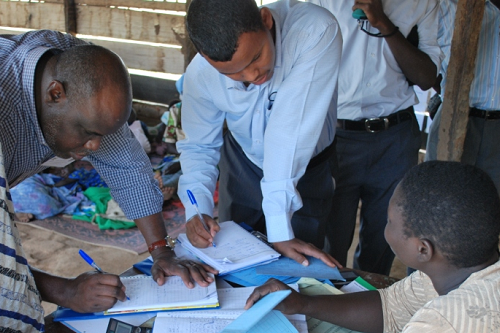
left=22, top=46, right=58, bottom=149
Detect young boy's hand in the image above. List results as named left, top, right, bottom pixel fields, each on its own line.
left=244, top=278, right=306, bottom=314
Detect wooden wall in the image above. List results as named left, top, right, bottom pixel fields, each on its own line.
left=0, top=0, right=190, bottom=107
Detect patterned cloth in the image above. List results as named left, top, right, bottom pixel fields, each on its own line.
left=0, top=30, right=163, bottom=220
left=10, top=173, right=88, bottom=220
left=68, top=168, right=107, bottom=189
left=379, top=260, right=500, bottom=332
left=0, top=143, right=45, bottom=332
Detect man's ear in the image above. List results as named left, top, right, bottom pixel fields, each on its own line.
left=46, top=80, right=67, bottom=104
left=260, top=7, right=274, bottom=31
left=417, top=238, right=434, bottom=263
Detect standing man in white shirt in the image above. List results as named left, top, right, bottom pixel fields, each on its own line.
left=177, top=0, right=342, bottom=267
left=308, top=0, right=442, bottom=274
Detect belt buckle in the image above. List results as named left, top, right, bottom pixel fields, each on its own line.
left=365, top=117, right=389, bottom=133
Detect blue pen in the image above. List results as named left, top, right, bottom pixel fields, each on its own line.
left=79, top=249, right=130, bottom=300
left=187, top=190, right=216, bottom=247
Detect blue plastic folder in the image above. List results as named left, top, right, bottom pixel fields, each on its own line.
left=255, top=256, right=345, bottom=281
left=221, top=290, right=297, bottom=333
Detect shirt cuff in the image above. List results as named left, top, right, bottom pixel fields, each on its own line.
left=265, top=213, right=295, bottom=243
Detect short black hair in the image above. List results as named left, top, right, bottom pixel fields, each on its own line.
left=186, top=0, right=265, bottom=62
left=54, top=44, right=132, bottom=106
left=396, top=161, right=500, bottom=268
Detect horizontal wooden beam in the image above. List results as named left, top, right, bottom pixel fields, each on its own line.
left=75, top=0, right=186, bottom=12
left=0, top=0, right=186, bottom=12
left=77, top=5, right=185, bottom=45
left=85, top=38, right=184, bottom=74
left=0, top=2, right=66, bottom=32
left=0, top=2, right=185, bottom=45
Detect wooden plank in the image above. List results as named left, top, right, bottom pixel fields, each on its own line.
left=437, top=0, right=485, bottom=161
left=84, top=38, right=184, bottom=74
left=76, top=5, right=185, bottom=45
left=0, top=2, right=65, bottom=31
left=0, top=0, right=186, bottom=11
left=74, top=0, right=186, bottom=12
left=0, top=28, right=184, bottom=74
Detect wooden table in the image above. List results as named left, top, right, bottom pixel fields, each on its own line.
left=44, top=267, right=399, bottom=333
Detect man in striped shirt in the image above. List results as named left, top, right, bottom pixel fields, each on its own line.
left=426, top=0, right=500, bottom=195
left=246, top=161, right=500, bottom=332
left=0, top=30, right=216, bottom=332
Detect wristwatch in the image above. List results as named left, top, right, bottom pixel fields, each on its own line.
left=148, top=235, right=176, bottom=253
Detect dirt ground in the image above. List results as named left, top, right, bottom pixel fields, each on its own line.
left=17, top=219, right=407, bottom=317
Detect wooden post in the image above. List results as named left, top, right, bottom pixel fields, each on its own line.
left=64, top=0, right=77, bottom=36
left=437, top=0, right=484, bottom=161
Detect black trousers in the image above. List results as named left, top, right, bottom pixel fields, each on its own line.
left=218, top=132, right=335, bottom=248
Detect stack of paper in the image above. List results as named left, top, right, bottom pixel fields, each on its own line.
left=177, top=221, right=280, bottom=275
left=106, top=275, right=219, bottom=314
left=152, top=286, right=307, bottom=333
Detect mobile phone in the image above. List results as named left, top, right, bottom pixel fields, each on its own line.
left=106, top=318, right=152, bottom=333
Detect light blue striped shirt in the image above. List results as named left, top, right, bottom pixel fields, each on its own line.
left=439, top=0, right=500, bottom=110
left=178, top=0, right=342, bottom=242
left=0, top=30, right=163, bottom=220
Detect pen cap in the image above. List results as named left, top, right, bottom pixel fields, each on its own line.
left=79, top=249, right=93, bottom=265
left=186, top=190, right=198, bottom=206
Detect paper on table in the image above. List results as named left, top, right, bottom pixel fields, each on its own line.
left=105, top=274, right=218, bottom=314
left=177, top=221, right=280, bottom=275
left=153, top=286, right=307, bottom=333
left=296, top=278, right=364, bottom=333
left=340, top=277, right=377, bottom=293
left=255, top=256, right=345, bottom=281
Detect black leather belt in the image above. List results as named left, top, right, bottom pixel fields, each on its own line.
left=337, top=107, right=414, bottom=132
left=469, top=107, right=500, bottom=120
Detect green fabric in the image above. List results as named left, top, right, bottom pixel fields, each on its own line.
left=72, top=187, right=136, bottom=230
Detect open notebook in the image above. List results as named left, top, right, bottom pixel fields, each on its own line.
left=176, top=221, right=280, bottom=275
left=53, top=275, right=218, bottom=321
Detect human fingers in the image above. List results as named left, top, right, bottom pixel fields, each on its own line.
left=68, top=272, right=125, bottom=313
left=186, top=218, right=212, bottom=247
left=183, top=261, right=217, bottom=287
left=244, top=278, right=289, bottom=309
left=273, top=240, right=309, bottom=266
left=205, top=216, right=220, bottom=238
left=293, top=240, right=343, bottom=268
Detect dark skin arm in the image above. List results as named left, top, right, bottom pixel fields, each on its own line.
left=31, top=267, right=127, bottom=313
left=135, top=213, right=218, bottom=288
left=245, top=278, right=384, bottom=333
left=354, top=0, right=437, bottom=90
left=186, top=217, right=341, bottom=268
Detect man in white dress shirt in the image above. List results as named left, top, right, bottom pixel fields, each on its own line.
left=309, top=0, right=442, bottom=275
left=177, top=0, right=342, bottom=267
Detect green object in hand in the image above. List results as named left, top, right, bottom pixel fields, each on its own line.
left=352, top=8, right=367, bottom=20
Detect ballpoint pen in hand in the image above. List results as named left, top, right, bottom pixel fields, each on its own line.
left=79, top=249, right=130, bottom=300
left=187, top=189, right=216, bottom=247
